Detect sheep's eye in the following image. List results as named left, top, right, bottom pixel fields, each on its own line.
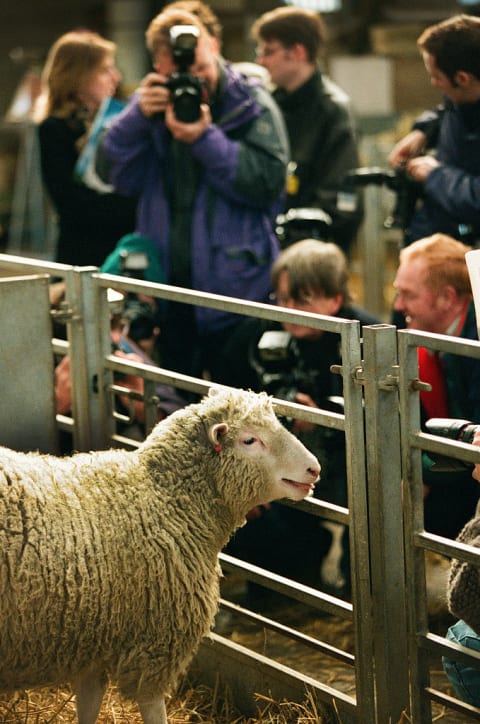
left=242, top=436, right=256, bottom=446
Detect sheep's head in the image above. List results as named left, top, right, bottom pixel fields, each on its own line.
left=200, top=388, right=320, bottom=512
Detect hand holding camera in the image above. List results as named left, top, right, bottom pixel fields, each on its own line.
left=164, top=101, right=210, bottom=143
left=139, top=73, right=171, bottom=118
left=141, top=24, right=206, bottom=132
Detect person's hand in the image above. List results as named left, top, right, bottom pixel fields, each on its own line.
left=471, top=429, right=480, bottom=481
left=55, top=355, right=72, bottom=415
left=292, top=392, right=318, bottom=434
left=138, top=72, right=170, bottom=118
left=165, top=102, right=211, bottom=144
left=405, top=155, right=440, bottom=183
left=388, top=129, right=427, bottom=168
left=49, top=281, right=66, bottom=307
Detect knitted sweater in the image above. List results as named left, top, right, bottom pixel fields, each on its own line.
left=448, top=511, right=480, bottom=633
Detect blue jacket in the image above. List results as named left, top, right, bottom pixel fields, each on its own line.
left=102, top=62, right=289, bottom=334
left=411, top=99, right=480, bottom=241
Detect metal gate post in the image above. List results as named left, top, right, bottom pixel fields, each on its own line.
left=64, top=268, right=114, bottom=450
left=362, top=324, right=410, bottom=722
left=339, top=319, right=377, bottom=722
left=397, top=329, right=435, bottom=724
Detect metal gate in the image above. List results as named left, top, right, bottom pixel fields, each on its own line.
left=2, top=254, right=480, bottom=722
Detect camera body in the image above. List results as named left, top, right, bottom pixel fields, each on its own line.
left=275, top=207, right=333, bottom=249
left=119, top=249, right=149, bottom=279
left=425, top=417, right=479, bottom=471
left=117, top=250, right=159, bottom=342
left=164, top=24, right=203, bottom=123
left=121, top=299, right=158, bottom=344
left=252, top=330, right=314, bottom=427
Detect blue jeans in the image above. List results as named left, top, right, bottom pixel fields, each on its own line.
left=443, top=620, right=480, bottom=707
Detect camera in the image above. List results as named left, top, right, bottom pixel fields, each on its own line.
left=121, top=299, right=158, bottom=344
left=275, top=207, right=333, bottom=249
left=164, top=25, right=203, bottom=123
left=119, top=250, right=149, bottom=279
left=250, top=330, right=315, bottom=428
left=342, top=166, right=421, bottom=245
left=425, top=417, right=480, bottom=471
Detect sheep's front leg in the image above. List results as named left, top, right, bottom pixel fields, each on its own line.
left=138, top=696, right=168, bottom=724
left=72, top=670, right=107, bottom=724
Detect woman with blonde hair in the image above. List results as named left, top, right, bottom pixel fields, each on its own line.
left=36, top=30, right=136, bottom=266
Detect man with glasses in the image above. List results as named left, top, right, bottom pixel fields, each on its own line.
left=251, top=6, right=363, bottom=254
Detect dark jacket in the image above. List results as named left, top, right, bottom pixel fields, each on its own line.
left=102, top=61, right=289, bottom=334
left=273, top=69, right=363, bottom=253
left=422, top=302, right=480, bottom=539
left=38, top=114, right=137, bottom=267
left=443, top=302, right=480, bottom=422
left=411, top=98, right=480, bottom=243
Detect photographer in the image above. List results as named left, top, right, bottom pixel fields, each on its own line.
left=251, top=6, right=363, bottom=254
left=388, top=15, right=480, bottom=246
left=102, top=8, right=289, bottom=384
left=219, top=239, right=379, bottom=599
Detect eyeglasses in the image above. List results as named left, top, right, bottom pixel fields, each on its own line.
left=269, top=292, right=315, bottom=308
left=255, top=43, right=286, bottom=60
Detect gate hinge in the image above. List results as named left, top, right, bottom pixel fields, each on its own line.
left=378, top=366, right=400, bottom=391
left=330, top=364, right=366, bottom=386
left=331, top=364, right=401, bottom=390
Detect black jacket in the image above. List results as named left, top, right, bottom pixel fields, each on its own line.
left=38, top=114, right=137, bottom=266
left=274, top=69, right=363, bottom=253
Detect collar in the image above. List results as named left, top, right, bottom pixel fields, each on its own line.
left=444, top=300, right=471, bottom=337
left=274, top=66, right=322, bottom=107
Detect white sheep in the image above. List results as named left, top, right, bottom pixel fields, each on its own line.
left=0, top=387, right=320, bottom=724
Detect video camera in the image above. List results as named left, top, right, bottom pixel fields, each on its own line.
left=164, top=25, right=203, bottom=123
left=342, top=166, right=421, bottom=245
left=425, top=417, right=480, bottom=472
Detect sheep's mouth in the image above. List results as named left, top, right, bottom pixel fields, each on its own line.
left=282, top=478, right=316, bottom=494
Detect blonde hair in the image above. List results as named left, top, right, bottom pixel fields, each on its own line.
left=162, top=1, right=222, bottom=42
left=34, top=30, right=116, bottom=121
left=399, top=233, right=472, bottom=298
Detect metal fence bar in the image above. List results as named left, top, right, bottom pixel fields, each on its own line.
left=398, top=326, right=480, bottom=722
left=337, top=317, right=377, bottom=722
left=398, top=328, right=437, bottom=723
left=362, top=324, right=410, bottom=722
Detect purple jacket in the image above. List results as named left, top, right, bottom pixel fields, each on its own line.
left=103, top=62, right=289, bottom=333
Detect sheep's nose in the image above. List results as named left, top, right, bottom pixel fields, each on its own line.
left=308, top=465, right=321, bottom=482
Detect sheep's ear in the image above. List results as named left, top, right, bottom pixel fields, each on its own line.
left=208, top=422, right=228, bottom=448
